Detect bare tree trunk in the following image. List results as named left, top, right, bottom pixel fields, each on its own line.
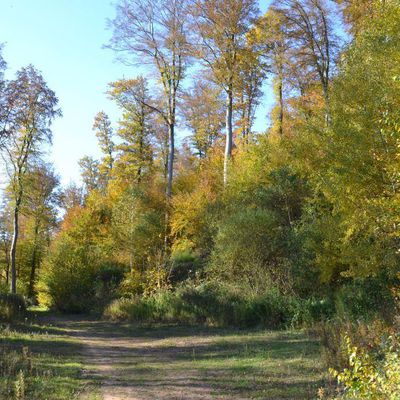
left=5, top=257, right=9, bottom=285
left=223, top=88, right=233, bottom=186
left=164, top=121, right=175, bottom=254
left=10, top=203, right=19, bottom=294
left=278, top=74, right=284, bottom=136
left=166, top=122, right=174, bottom=199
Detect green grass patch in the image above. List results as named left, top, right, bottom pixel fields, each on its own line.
left=0, top=313, right=98, bottom=400
left=86, top=323, right=327, bottom=399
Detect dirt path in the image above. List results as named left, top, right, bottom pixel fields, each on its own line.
left=42, top=316, right=325, bottom=400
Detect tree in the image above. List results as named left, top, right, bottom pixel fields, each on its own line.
left=335, top=0, right=375, bottom=36
left=93, top=111, right=115, bottom=186
left=21, top=164, right=60, bottom=298
left=61, top=183, right=83, bottom=211
left=272, top=0, right=338, bottom=122
left=285, top=0, right=400, bottom=282
left=1, top=65, right=60, bottom=294
left=79, top=156, right=100, bottom=194
left=0, top=45, right=5, bottom=81
left=191, top=0, right=259, bottom=184
left=181, top=80, right=225, bottom=158
left=109, top=0, right=191, bottom=198
left=235, top=44, right=265, bottom=141
left=108, top=77, right=154, bottom=184
left=253, top=10, right=289, bottom=136
left=0, top=44, right=8, bottom=144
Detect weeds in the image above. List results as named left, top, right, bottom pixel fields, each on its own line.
left=0, top=323, right=87, bottom=400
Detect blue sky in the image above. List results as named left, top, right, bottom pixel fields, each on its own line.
left=0, top=0, right=272, bottom=187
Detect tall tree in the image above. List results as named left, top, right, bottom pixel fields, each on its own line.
left=191, top=0, right=259, bottom=184
left=22, top=164, right=60, bottom=298
left=181, top=80, right=225, bottom=158
left=253, top=10, right=289, bottom=136
left=109, top=0, right=190, bottom=198
left=272, top=0, right=338, bottom=122
left=235, top=45, right=265, bottom=141
left=1, top=66, right=60, bottom=294
left=79, top=156, right=100, bottom=194
left=335, top=0, right=375, bottom=35
left=0, top=44, right=8, bottom=144
left=93, top=111, right=115, bottom=187
left=108, top=78, right=155, bottom=184
left=0, top=44, right=5, bottom=80
left=61, top=183, right=83, bottom=211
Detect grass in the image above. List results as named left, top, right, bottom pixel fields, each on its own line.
left=76, top=321, right=327, bottom=399
left=193, top=331, right=325, bottom=398
left=1, top=313, right=327, bottom=399
left=0, top=311, right=100, bottom=400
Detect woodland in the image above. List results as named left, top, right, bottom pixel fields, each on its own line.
left=0, top=0, right=400, bottom=399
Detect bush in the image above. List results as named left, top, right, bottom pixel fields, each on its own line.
left=0, top=294, right=26, bottom=322
left=104, top=291, right=176, bottom=322
left=317, top=318, right=392, bottom=371
left=38, top=234, right=114, bottom=313
left=209, top=208, right=288, bottom=293
left=292, top=297, right=335, bottom=327
left=335, top=278, right=396, bottom=322
left=174, top=282, right=243, bottom=325
left=104, top=282, right=326, bottom=328
left=327, top=335, right=400, bottom=400
left=93, top=262, right=126, bottom=311
left=169, top=251, right=202, bottom=284
left=235, top=288, right=294, bottom=328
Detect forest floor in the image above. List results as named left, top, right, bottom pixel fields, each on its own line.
left=1, top=313, right=328, bottom=399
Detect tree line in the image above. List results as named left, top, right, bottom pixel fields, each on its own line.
left=0, top=0, right=398, bottom=329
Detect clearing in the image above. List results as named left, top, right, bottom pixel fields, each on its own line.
left=1, top=314, right=327, bottom=399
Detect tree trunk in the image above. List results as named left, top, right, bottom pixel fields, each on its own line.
left=5, top=258, right=9, bottom=285
left=278, top=74, right=284, bottom=136
left=323, top=83, right=330, bottom=126
left=10, top=204, right=19, bottom=294
left=223, top=88, right=233, bottom=186
left=166, top=122, right=174, bottom=198
left=163, top=121, right=175, bottom=254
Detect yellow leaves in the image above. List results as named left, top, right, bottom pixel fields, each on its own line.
left=330, top=334, right=400, bottom=399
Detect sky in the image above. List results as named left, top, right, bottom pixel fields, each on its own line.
left=0, top=0, right=272, bottom=188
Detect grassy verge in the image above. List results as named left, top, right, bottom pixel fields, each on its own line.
left=0, top=311, right=99, bottom=400
left=192, top=330, right=326, bottom=399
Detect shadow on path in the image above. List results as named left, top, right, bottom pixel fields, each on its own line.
left=32, top=314, right=325, bottom=400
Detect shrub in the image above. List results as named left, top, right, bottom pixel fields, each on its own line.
left=236, top=289, right=294, bottom=328
left=328, top=335, right=400, bottom=400
left=169, top=251, right=202, bottom=284
left=38, top=235, right=106, bottom=313
left=0, top=294, right=26, bottom=322
left=104, top=282, right=325, bottom=328
left=209, top=208, right=288, bottom=293
left=104, top=291, right=176, bottom=322
left=292, top=297, right=335, bottom=327
left=335, top=279, right=396, bottom=322
left=93, top=263, right=126, bottom=311
left=317, top=318, right=392, bottom=371
left=172, top=282, right=242, bottom=325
